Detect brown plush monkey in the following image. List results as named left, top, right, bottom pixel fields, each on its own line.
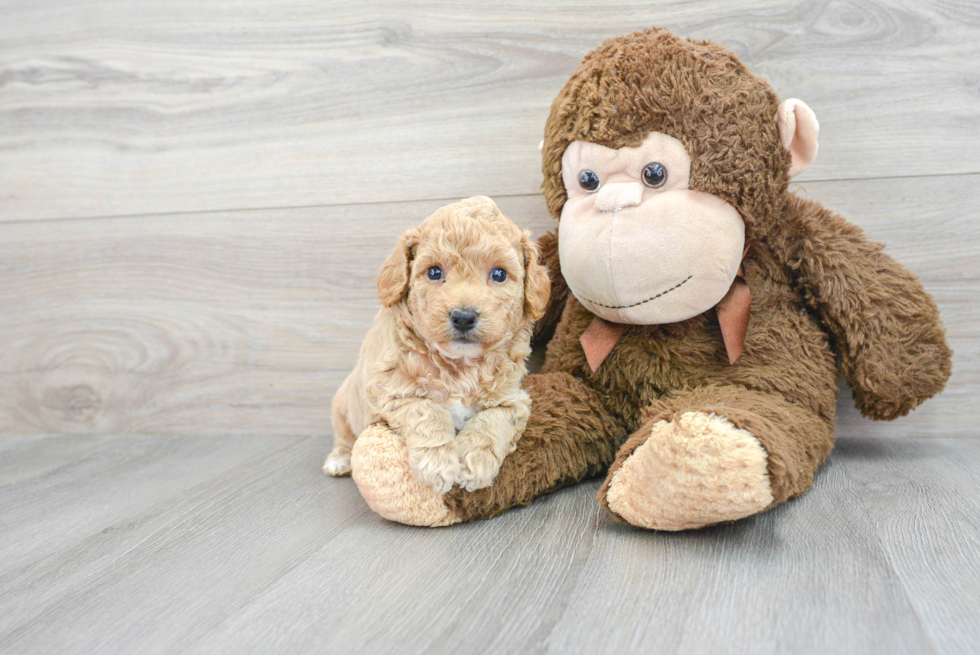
left=349, top=27, right=952, bottom=530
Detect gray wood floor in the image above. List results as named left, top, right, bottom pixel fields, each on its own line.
left=0, top=435, right=977, bottom=654
left=2, top=1, right=979, bottom=653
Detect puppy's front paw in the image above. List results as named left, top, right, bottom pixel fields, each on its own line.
left=457, top=446, right=502, bottom=492
left=323, top=447, right=352, bottom=477
left=408, top=444, right=460, bottom=495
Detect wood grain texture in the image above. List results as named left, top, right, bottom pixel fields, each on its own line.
left=1, top=434, right=978, bottom=653
left=2, top=3, right=977, bottom=653
left=0, top=195, right=552, bottom=436
left=2, top=0, right=979, bottom=221
left=0, top=435, right=366, bottom=653
left=1, top=177, right=975, bottom=437
left=0, top=434, right=309, bottom=582
left=542, top=464, right=934, bottom=654
left=835, top=438, right=980, bottom=655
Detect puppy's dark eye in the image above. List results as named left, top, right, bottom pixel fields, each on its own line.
left=578, top=169, right=600, bottom=192
left=490, top=268, right=507, bottom=283
left=426, top=266, right=443, bottom=281
left=642, top=162, right=668, bottom=188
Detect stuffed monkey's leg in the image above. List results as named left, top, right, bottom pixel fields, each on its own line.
left=350, top=372, right=627, bottom=526
left=350, top=423, right=462, bottom=527
left=597, top=385, right=836, bottom=531
left=443, top=372, right=628, bottom=523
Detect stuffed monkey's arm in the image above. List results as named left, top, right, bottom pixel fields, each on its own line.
left=778, top=195, right=952, bottom=420
left=533, top=229, right=568, bottom=344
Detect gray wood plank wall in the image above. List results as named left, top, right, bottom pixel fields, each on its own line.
left=2, top=0, right=978, bottom=438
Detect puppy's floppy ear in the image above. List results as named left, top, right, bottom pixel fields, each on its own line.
left=520, top=230, right=551, bottom=322
left=377, top=227, right=420, bottom=307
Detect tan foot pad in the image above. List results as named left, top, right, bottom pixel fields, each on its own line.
left=606, top=411, right=773, bottom=531
left=350, top=425, right=460, bottom=527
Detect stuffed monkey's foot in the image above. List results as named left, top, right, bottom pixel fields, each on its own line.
left=603, top=411, right=773, bottom=531
left=323, top=447, right=352, bottom=477
left=350, top=425, right=460, bottom=527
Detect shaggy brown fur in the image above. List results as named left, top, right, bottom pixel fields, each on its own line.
left=441, top=27, right=951, bottom=525
left=531, top=229, right=566, bottom=344
left=351, top=27, right=951, bottom=530
left=540, top=28, right=792, bottom=243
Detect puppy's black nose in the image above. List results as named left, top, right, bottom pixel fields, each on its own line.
left=450, top=309, right=479, bottom=333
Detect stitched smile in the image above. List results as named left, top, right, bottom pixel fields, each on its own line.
left=581, top=275, right=693, bottom=310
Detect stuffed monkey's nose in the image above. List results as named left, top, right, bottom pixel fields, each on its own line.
left=450, top=309, right=479, bottom=333
left=594, top=182, right=644, bottom=212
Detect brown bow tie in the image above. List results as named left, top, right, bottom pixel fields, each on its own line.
left=579, top=248, right=752, bottom=373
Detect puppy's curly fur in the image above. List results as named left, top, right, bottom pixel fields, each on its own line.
left=324, top=197, right=551, bottom=494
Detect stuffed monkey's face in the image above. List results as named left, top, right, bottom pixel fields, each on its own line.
left=558, top=131, right=746, bottom=325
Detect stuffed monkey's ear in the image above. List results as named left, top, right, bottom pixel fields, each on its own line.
left=521, top=231, right=552, bottom=322
left=776, top=99, right=819, bottom=177
left=377, top=227, right=419, bottom=307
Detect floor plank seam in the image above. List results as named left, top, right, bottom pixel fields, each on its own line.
left=3, top=171, right=977, bottom=227
left=831, top=450, right=944, bottom=655
left=0, top=437, right=319, bottom=638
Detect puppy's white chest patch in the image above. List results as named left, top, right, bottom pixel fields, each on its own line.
left=446, top=399, right=478, bottom=432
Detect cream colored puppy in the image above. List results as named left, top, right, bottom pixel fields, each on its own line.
left=324, top=197, right=551, bottom=494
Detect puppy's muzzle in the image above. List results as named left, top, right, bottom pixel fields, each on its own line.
left=450, top=308, right=479, bottom=334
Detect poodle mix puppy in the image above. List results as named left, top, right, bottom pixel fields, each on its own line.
left=324, top=196, right=551, bottom=499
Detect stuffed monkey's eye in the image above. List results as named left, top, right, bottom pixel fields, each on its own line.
left=490, top=267, right=508, bottom=283
left=426, top=266, right=443, bottom=281
left=642, top=162, right=668, bottom=188
left=578, top=170, right=600, bottom=192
